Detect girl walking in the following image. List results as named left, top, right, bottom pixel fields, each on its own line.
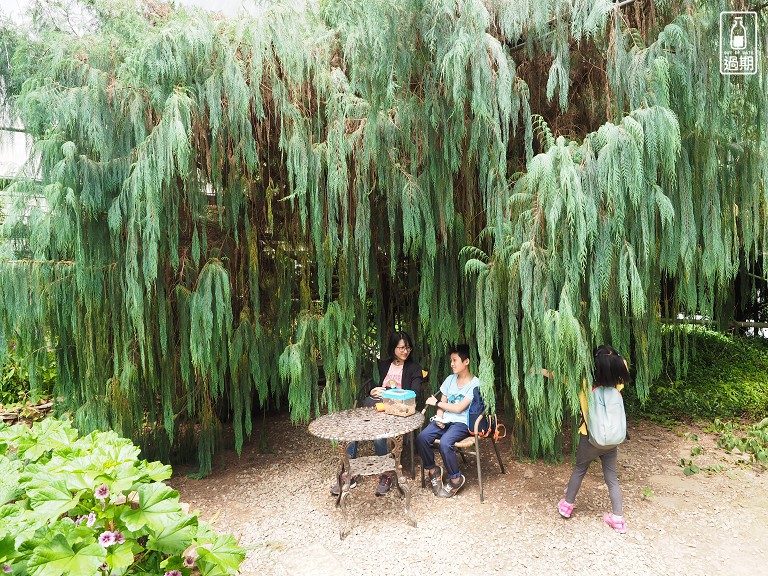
left=556, top=345, right=630, bottom=533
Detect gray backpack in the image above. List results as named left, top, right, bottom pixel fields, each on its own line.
left=586, top=385, right=627, bottom=449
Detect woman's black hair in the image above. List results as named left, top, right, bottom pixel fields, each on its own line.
left=386, top=331, right=414, bottom=359
left=593, top=344, right=629, bottom=387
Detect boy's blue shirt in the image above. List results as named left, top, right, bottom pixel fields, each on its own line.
left=439, top=374, right=480, bottom=425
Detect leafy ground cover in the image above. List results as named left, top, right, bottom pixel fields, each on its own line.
left=0, top=419, right=245, bottom=576
left=625, top=329, right=768, bottom=421
left=712, top=418, right=768, bottom=468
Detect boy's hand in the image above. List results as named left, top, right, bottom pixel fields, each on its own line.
left=425, top=395, right=438, bottom=407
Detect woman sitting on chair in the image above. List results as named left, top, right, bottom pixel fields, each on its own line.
left=330, top=331, right=424, bottom=496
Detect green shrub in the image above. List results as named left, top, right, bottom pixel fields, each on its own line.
left=712, top=417, right=768, bottom=468
left=625, top=328, right=768, bottom=421
left=0, top=345, right=56, bottom=407
left=0, top=418, right=245, bottom=576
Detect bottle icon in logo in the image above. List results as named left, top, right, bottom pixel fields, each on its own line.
left=730, top=16, right=747, bottom=50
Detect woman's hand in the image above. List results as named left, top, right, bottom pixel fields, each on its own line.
left=370, top=386, right=386, bottom=399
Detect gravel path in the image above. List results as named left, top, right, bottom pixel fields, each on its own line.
left=169, top=414, right=768, bottom=576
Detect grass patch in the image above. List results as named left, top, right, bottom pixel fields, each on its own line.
left=625, top=328, right=768, bottom=421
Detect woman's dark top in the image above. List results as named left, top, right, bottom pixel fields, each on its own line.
left=376, top=357, right=423, bottom=396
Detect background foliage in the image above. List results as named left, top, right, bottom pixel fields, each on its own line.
left=0, top=345, right=55, bottom=407
left=0, top=0, right=765, bottom=472
left=625, top=328, right=768, bottom=421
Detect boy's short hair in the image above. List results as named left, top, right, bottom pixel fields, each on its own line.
left=449, top=343, right=470, bottom=362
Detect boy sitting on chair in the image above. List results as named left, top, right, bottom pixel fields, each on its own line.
left=417, top=344, right=480, bottom=498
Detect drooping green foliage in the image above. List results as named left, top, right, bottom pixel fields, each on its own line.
left=467, top=1, right=767, bottom=456
left=0, top=0, right=765, bottom=471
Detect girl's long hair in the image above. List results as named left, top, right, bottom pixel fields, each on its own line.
left=593, top=345, right=629, bottom=387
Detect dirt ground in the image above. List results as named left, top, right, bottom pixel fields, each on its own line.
left=168, top=413, right=768, bottom=576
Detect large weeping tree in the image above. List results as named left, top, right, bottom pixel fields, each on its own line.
left=0, top=0, right=765, bottom=473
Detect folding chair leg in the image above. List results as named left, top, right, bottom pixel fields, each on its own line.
left=475, top=436, right=484, bottom=502
left=491, top=438, right=506, bottom=474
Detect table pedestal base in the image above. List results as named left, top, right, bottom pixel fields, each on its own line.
left=335, top=438, right=416, bottom=539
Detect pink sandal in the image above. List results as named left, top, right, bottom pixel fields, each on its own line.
left=558, top=498, right=574, bottom=518
left=603, top=513, right=627, bottom=533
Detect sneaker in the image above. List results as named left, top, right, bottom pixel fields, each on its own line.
left=330, top=473, right=358, bottom=496
left=603, top=512, right=627, bottom=534
left=558, top=498, right=574, bottom=518
left=437, top=474, right=466, bottom=498
left=427, top=466, right=443, bottom=496
left=375, top=474, right=393, bottom=496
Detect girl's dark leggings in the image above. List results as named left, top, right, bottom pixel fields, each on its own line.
left=565, top=434, right=623, bottom=515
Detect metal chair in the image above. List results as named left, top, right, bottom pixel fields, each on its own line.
left=420, top=413, right=506, bottom=502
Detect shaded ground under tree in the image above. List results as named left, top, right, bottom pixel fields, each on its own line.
left=169, top=412, right=768, bottom=575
